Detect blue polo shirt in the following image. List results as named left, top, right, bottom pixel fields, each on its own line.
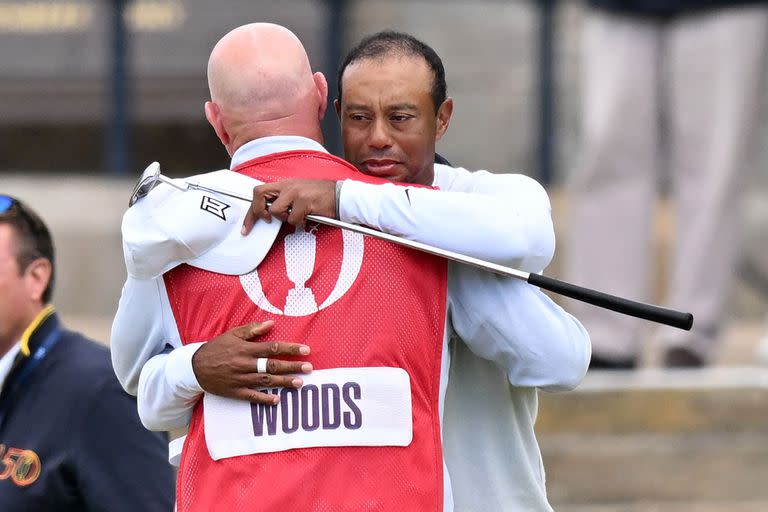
left=0, top=313, right=175, bottom=511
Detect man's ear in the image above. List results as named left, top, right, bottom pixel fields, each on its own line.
left=334, top=99, right=341, bottom=120
left=24, top=258, right=52, bottom=304
left=435, top=97, right=454, bottom=141
left=205, top=101, right=230, bottom=147
left=313, top=72, right=329, bottom=120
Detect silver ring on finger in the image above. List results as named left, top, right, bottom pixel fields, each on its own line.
left=256, top=357, right=269, bottom=374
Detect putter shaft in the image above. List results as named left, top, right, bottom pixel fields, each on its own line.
left=180, top=176, right=692, bottom=331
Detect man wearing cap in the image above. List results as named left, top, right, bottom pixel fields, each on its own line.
left=0, top=195, right=174, bottom=511
left=112, top=25, right=590, bottom=511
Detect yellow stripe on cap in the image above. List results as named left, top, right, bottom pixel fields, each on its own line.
left=20, top=305, right=56, bottom=357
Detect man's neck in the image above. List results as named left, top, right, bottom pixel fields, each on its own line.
left=0, top=337, right=18, bottom=360
left=2, top=304, right=47, bottom=359
left=412, top=164, right=435, bottom=187
left=230, top=136, right=329, bottom=169
left=229, top=120, right=324, bottom=156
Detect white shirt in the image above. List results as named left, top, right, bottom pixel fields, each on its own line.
left=0, top=343, right=21, bottom=393
left=110, top=136, right=591, bottom=512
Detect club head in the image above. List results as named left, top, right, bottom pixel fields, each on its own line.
left=129, top=162, right=163, bottom=207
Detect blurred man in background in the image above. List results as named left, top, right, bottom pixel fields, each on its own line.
left=566, top=0, right=768, bottom=369
left=0, top=195, right=174, bottom=511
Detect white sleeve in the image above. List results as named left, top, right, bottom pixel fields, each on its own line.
left=110, top=276, right=177, bottom=395
left=448, top=263, right=591, bottom=392
left=110, top=275, right=203, bottom=431
left=338, top=170, right=555, bottom=272
left=137, top=343, right=205, bottom=431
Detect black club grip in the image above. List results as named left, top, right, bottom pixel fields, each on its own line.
left=528, top=273, right=694, bottom=331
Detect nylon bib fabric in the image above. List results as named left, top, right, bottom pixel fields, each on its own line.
left=166, top=151, right=448, bottom=512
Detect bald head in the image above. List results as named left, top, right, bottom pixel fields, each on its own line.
left=205, top=23, right=328, bottom=154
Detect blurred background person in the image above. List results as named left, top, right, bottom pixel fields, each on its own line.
left=0, top=195, right=175, bottom=511
left=565, top=0, right=768, bottom=369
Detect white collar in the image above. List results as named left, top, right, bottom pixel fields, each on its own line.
left=230, top=136, right=328, bottom=169
left=0, top=342, right=21, bottom=393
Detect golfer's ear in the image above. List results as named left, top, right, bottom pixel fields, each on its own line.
left=435, top=97, right=453, bottom=141
left=205, top=101, right=230, bottom=146
left=334, top=99, right=341, bottom=119
left=313, top=72, right=328, bottom=120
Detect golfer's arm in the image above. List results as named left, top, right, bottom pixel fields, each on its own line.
left=448, top=266, right=591, bottom=392
left=337, top=172, right=554, bottom=272
left=110, top=276, right=175, bottom=395
left=137, top=345, right=203, bottom=431
left=110, top=275, right=201, bottom=431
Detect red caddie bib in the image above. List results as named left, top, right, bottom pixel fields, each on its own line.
left=166, top=151, right=448, bottom=512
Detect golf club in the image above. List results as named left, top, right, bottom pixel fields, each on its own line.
left=130, top=163, right=694, bottom=331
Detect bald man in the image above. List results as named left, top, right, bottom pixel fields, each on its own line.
left=203, top=24, right=329, bottom=156
left=114, top=23, right=453, bottom=511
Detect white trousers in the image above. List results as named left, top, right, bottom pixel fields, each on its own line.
left=565, top=6, right=768, bottom=362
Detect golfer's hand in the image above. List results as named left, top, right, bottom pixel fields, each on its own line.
left=242, top=179, right=337, bottom=234
left=191, top=320, right=312, bottom=405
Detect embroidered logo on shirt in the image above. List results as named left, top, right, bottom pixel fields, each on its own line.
left=200, top=196, right=230, bottom=220
left=0, top=444, right=41, bottom=487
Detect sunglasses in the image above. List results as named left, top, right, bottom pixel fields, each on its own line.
left=0, top=195, right=49, bottom=250
left=0, top=194, right=15, bottom=213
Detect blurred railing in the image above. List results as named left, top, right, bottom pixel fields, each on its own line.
left=100, top=0, right=558, bottom=183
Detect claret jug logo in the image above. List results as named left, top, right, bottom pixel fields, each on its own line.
left=240, top=224, right=364, bottom=316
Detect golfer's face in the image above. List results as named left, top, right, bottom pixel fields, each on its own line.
left=337, top=55, right=441, bottom=186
